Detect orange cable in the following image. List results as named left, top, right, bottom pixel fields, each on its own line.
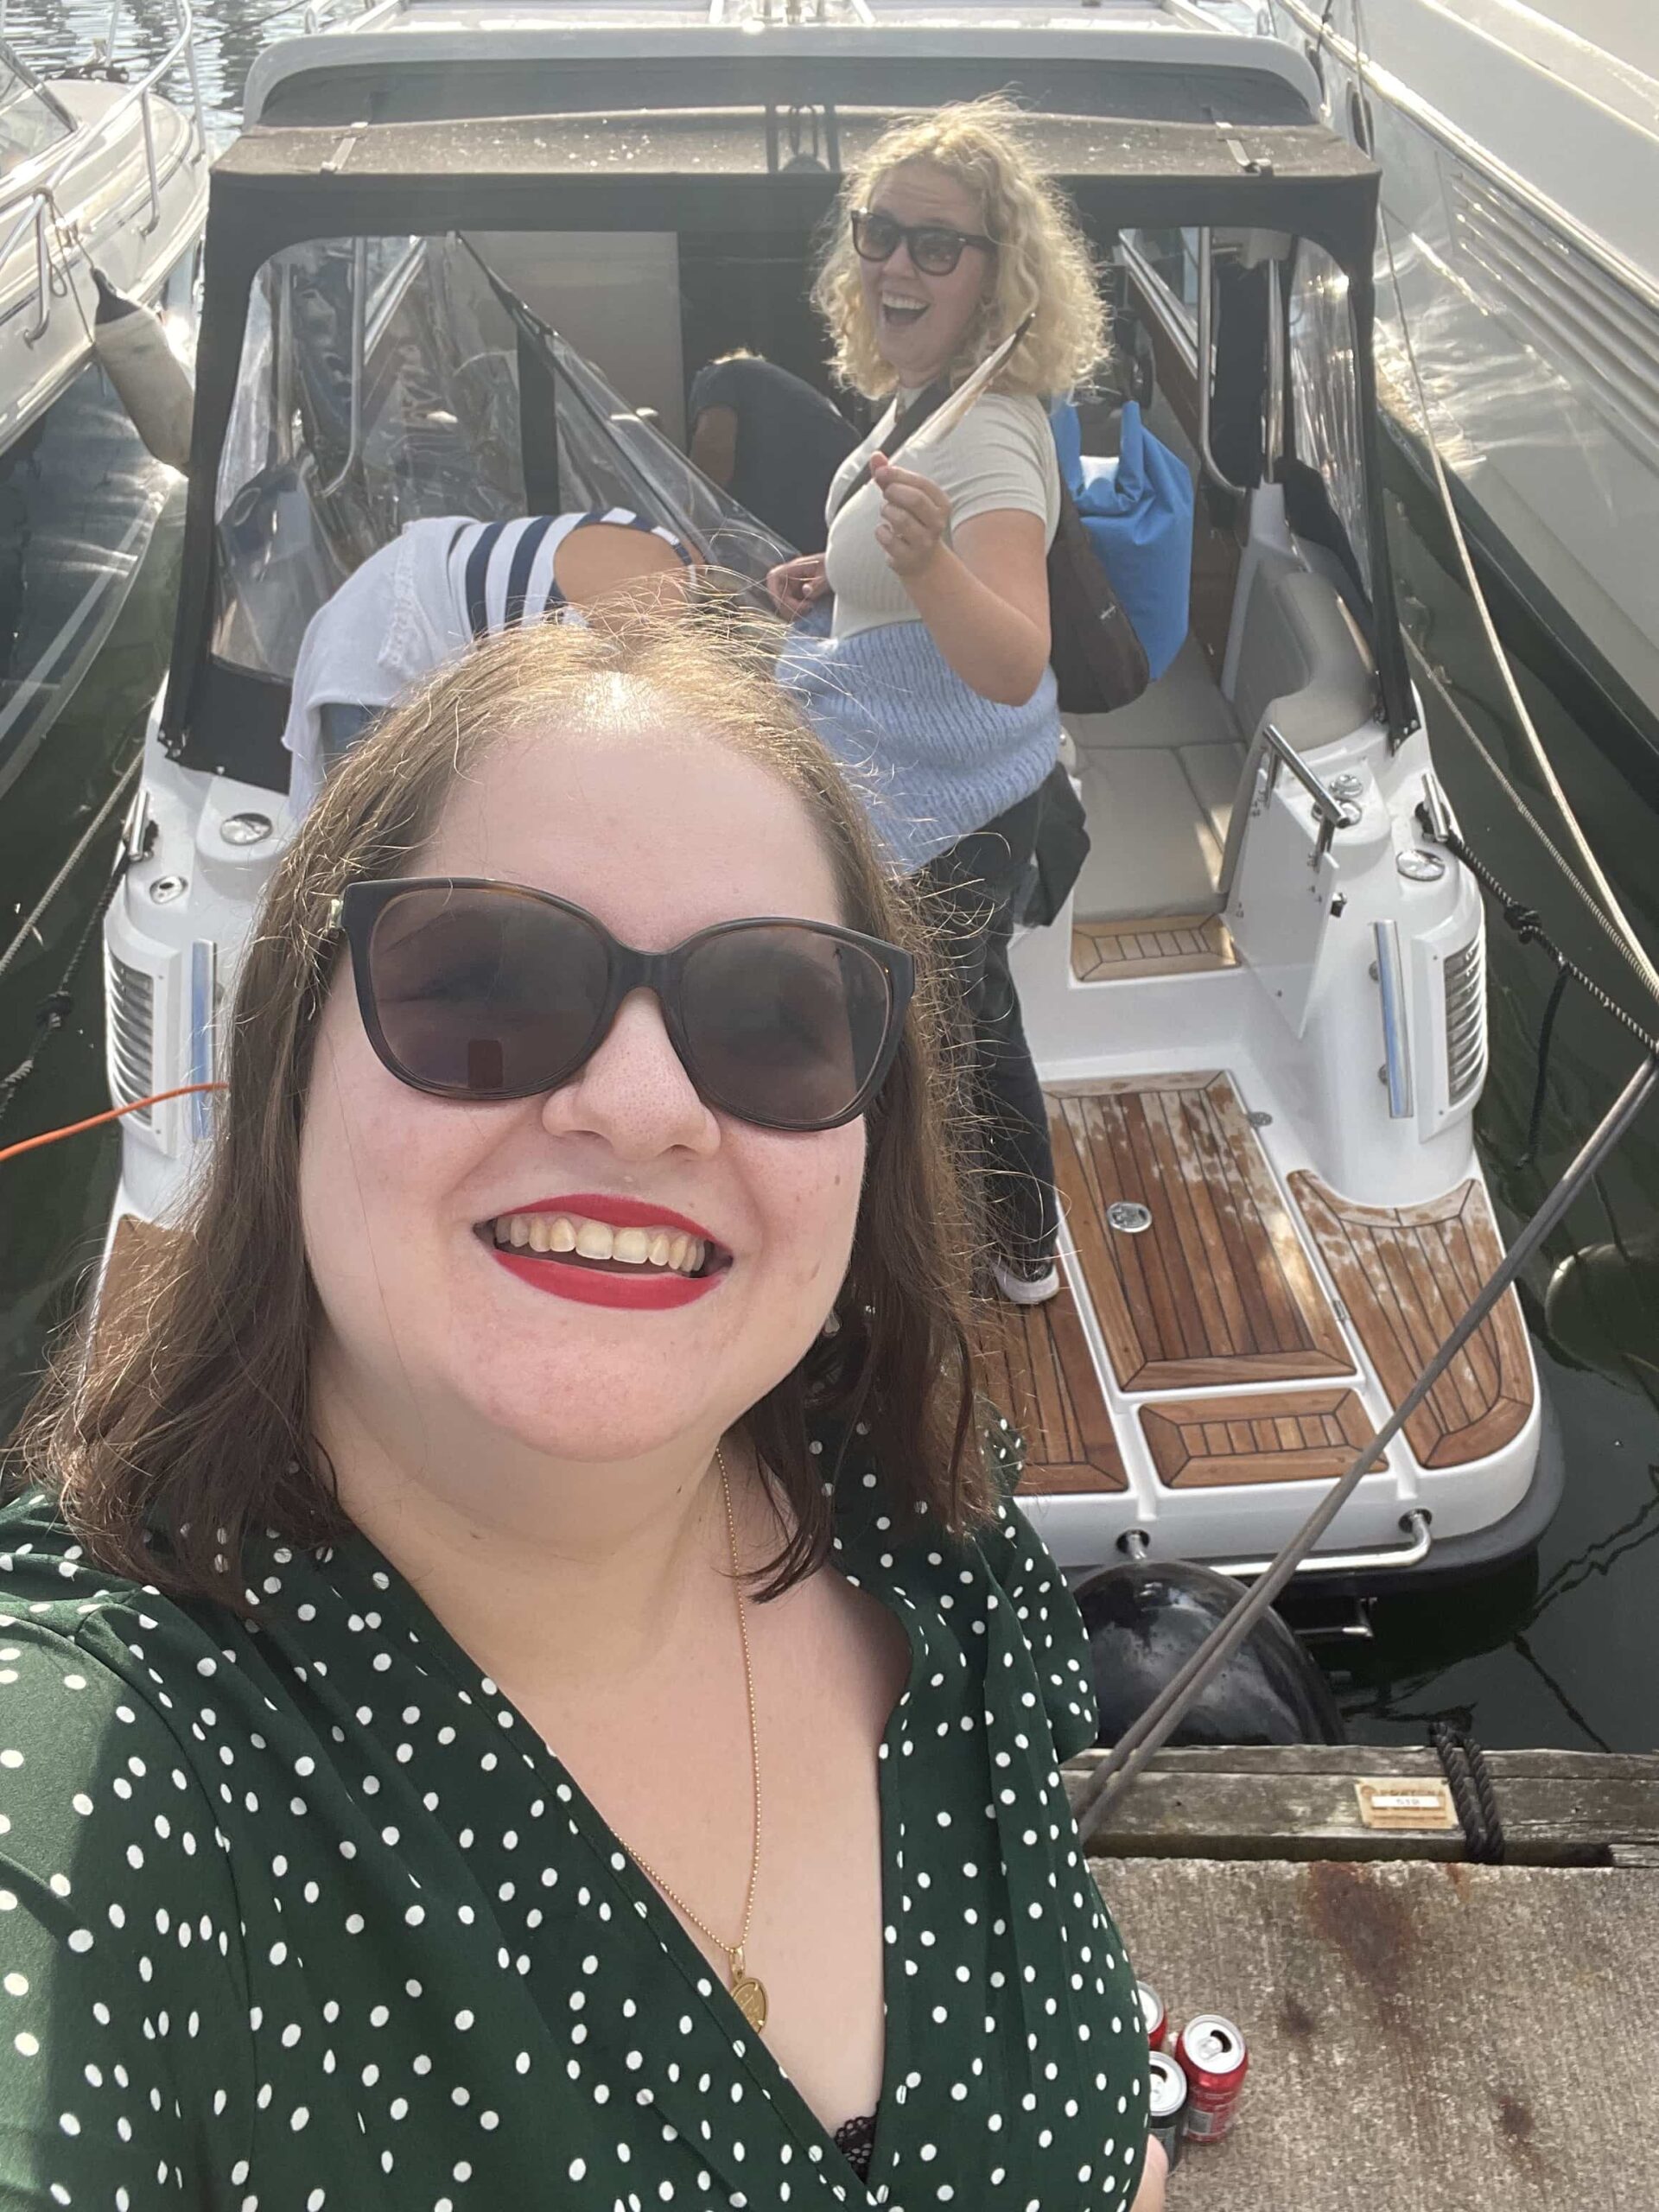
left=0, top=1084, right=228, bottom=1166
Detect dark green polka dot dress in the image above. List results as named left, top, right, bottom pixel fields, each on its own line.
left=0, top=1433, right=1150, bottom=2209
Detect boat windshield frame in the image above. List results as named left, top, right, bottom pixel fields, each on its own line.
left=163, top=54, right=1412, bottom=784
left=0, top=38, right=77, bottom=182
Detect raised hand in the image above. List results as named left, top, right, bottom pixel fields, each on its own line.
left=870, top=455, right=953, bottom=580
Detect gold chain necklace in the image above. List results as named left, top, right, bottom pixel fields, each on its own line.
left=614, top=1444, right=767, bottom=2034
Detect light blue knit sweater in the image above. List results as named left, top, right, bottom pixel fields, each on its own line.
left=775, top=608, right=1062, bottom=874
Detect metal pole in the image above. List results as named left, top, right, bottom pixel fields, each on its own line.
left=139, top=89, right=161, bottom=231
left=1074, top=1050, right=1659, bottom=1847
left=179, top=0, right=209, bottom=160
left=23, top=205, right=51, bottom=344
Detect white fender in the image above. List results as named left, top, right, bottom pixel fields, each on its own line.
left=92, top=269, right=194, bottom=474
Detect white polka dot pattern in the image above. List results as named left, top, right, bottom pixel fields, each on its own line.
left=0, top=1427, right=1148, bottom=2206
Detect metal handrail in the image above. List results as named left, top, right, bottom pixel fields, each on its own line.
left=1216, top=715, right=1362, bottom=903
left=1211, top=1509, right=1433, bottom=1580
left=0, top=0, right=205, bottom=344
left=1115, top=1508, right=1432, bottom=1580
left=1373, top=917, right=1413, bottom=1119
left=1260, top=717, right=1360, bottom=833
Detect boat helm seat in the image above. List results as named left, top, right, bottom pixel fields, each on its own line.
left=1064, top=558, right=1376, bottom=925
left=1065, top=634, right=1244, bottom=921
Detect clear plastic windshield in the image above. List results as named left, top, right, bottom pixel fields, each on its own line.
left=213, top=230, right=794, bottom=681
left=0, top=50, right=72, bottom=173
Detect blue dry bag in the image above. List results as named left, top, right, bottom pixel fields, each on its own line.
left=1050, top=400, right=1193, bottom=682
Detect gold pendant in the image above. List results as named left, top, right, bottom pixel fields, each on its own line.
left=731, top=1971, right=768, bottom=2033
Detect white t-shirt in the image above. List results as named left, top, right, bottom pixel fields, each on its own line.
left=823, top=391, right=1061, bottom=642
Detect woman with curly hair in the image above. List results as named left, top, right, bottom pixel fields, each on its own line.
left=773, top=97, right=1107, bottom=1305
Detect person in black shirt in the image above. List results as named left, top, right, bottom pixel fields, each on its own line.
left=689, top=351, right=859, bottom=556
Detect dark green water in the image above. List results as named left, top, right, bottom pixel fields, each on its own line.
left=3, top=3, right=1656, bottom=1754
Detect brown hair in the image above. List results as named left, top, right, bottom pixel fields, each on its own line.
left=815, top=95, right=1108, bottom=402
left=10, top=616, right=995, bottom=1610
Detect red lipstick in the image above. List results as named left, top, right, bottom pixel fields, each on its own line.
left=483, top=1192, right=728, bottom=1313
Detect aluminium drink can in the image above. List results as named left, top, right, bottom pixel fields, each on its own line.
left=1146, top=2049, right=1187, bottom=2173
left=1136, top=1980, right=1166, bottom=2051
left=1175, top=2012, right=1248, bottom=2143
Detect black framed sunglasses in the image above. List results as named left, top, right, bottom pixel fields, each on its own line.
left=331, top=878, right=915, bottom=1134
left=851, top=207, right=997, bottom=277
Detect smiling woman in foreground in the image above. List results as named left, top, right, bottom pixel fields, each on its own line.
left=1, top=618, right=1161, bottom=2208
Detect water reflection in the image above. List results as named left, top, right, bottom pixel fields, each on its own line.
left=5, top=0, right=310, bottom=136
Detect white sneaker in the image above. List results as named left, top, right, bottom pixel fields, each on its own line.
left=992, top=1257, right=1061, bottom=1306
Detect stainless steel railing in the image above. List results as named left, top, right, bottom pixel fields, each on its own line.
left=0, top=0, right=206, bottom=346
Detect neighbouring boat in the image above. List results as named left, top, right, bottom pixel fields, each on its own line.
left=0, top=11, right=208, bottom=798
left=1262, top=0, right=1659, bottom=765
left=99, top=0, right=1560, bottom=1592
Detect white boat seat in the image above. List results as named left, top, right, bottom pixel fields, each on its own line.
left=1066, top=636, right=1244, bottom=923
left=1070, top=741, right=1243, bottom=920
left=1065, top=560, right=1376, bottom=925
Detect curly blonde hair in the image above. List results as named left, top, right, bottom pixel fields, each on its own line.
left=814, top=97, right=1108, bottom=402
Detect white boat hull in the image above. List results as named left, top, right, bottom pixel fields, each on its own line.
left=0, top=77, right=207, bottom=790
left=1266, top=0, right=1659, bottom=734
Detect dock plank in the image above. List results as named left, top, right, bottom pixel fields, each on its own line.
left=1065, top=1746, right=1659, bottom=1864
left=1091, top=1854, right=1659, bottom=2209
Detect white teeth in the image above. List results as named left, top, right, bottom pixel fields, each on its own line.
left=490, top=1211, right=715, bottom=1277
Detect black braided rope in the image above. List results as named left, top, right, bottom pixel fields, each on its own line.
left=1518, top=963, right=1572, bottom=1168
left=1418, top=808, right=1659, bottom=1064
left=1430, top=1721, right=1506, bottom=1865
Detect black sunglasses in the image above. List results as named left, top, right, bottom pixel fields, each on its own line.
left=851, top=207, right=997, bottom=277
left=332, top=878, right=915, bottom=1134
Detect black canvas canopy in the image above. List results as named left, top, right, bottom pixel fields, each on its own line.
left=168, top=43, right=1410, bottom=767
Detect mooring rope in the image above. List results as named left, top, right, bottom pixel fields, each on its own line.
left=1430, top=1721, right=1507, bottom=1865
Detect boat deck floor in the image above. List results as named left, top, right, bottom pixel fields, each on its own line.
left=981, top=1073, right=1534, bottom=1493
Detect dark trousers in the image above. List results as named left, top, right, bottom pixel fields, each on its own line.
left=916, top=789, right=1059, bottom=1274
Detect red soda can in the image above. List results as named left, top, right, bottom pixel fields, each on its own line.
left=1175, top=2012, right=1248, bottom=2143
left=1135, top=1980, right=1166, bottom=2051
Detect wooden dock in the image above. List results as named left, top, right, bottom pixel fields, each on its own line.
left=1071, top=1745, right=1659, bottom=2209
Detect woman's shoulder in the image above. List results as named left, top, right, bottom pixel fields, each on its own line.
left=0, top=1486, right=258, bottom=1759
left=926, top=391, right=1060, bottom=516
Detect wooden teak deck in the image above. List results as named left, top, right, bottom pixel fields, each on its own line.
left=1049, top=1074, right=1351, bottom=1392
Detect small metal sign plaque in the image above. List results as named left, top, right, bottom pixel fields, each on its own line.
left=1355, top=1779, right=1459, bottom=1831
